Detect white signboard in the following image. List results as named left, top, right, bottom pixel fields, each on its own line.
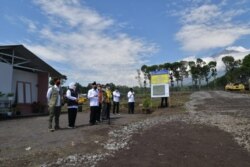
left=150, top=70, right=169, bottom=98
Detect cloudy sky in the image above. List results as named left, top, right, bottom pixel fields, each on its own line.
left=1, top=0, right=250, bottom=86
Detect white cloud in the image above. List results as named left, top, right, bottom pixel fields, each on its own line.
left=175, top=2, right=250, bottom=52
left=176, top=24, right=250, bottom=51
left=34, top=0, right=113, bottom=30
left=181, top=4, right=220, bottom=24
left=19, top=17, right=38, bottom=32
left=226, top=46, right=250, bottom=52
left=25, top=0, right=157, bottom=86
left=182, top=47, right=250, bottom=75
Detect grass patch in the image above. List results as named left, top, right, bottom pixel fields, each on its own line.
left=61, top=91, right=192, bottom=114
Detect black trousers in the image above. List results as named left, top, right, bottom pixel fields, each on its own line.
left=106, top=103, right=111, bottom=119
left=90, top=106, right=99, bottom=124
left=101, top=102, right=107, bottom=119
left=113, top=101, right=119, bottom=114
left=96, top=103, right=102, bottom=121
left=68, top=108, right=77, bottom=127
left=161, top=97, right=168, bottom=108
left=128, top=102, right=134, bottom=114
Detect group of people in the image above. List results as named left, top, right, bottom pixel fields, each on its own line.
left=87, top=81, right=135, bottom=125
left=46, top=79, right=135, bottom=132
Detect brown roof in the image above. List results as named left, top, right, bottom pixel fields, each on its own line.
left=0, top=45, right=65, bottom=79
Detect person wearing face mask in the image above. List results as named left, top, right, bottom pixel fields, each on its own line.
left=46, top=78, right=63, bottom=132
left=105, top=85, right=112, bottom=119
left=127, top=88, right=135, bottom=114
left=96, top=84, right=103, bottom=122
left=66, top=82, right=78, bottom=128
left=87, top=81, right=99, bottom=125
left=112, top=88, right=120, bottom=114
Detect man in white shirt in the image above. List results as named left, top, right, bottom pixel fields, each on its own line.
left=113, top=89, right=120, bottom=114
left=46, top=78, right=62, bottom=131
left=87, top=81, right=99, bottom=125
left=127, top=88, right=135, bottom=114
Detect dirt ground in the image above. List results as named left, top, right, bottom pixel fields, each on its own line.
left=0, top=91, right=250, bottom=167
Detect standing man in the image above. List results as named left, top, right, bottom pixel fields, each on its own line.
left=66, top=82, right=78, bottom=128
left=127, top=88, right=135, bottom=114
left=101, top=85, right=108, bottom=120
left=47, top=78, right=62, bottom=132
left=87, top=81, right=99, bottom=125
left=113, top=89, right=120, bottom=114
left=161, top=97, right=168, bottom=108
left=105, top=86, right=112, bottom=119
left=96, top=84, right=103, bottom=122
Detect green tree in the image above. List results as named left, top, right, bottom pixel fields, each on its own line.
left=179, top=61, right=189, bottom=87
left=222, top=56, right=235, bottom=72
left=188, top=59, right=206, bottom=89
left=208, top=61, right=217, bottom=88
left=196, top=58, right=205, bottom=89
left=171, top=62, right=182, bottom=86
left=242, top=54, right=250, bottom=67
left=188, top=61, right=198, bottom=87
left=222, top=56, right=242, bottom=82
left=135, top=69, right=143, bottom=88
left=201, top=64, right=210, bottom=86
left=141, top=64, right=150, bottom=88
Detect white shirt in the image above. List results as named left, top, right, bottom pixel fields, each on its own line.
left=113, top=90, right=120, bottom=102
left=127, top=91, right=135, bottom=103
left=87, top=88, right=99, bottom=106
left=46, top=85, right=61, bottom=107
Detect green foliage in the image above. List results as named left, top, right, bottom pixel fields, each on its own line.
left=7, top=93, right=14, bottom=97
left=75, top=82, right=88, bottom=94
left=142, top=97, right=151, bottom=108
left=0, top=91, right=5, bottom=97
left=222, top=56, right=235, bottom=72
left=49, top=77, right=67, bottom=86
left=139, top=52, right=250, bottom=90
left=242, top=54, right=250, bottom=67
left=214, top=75, right=228, bottom=87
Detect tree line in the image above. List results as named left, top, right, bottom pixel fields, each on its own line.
left=52, top=53, right=250, bottom=93
left=139, top=54, right=250, bottom=89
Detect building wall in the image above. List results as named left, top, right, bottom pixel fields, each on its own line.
left=12, top=69, right=38, bottom=103
left=0, top=62, right=13, bottom=95
left=38, top=72, right=49, bottom=113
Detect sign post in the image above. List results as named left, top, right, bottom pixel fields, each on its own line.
left=150, top=70, right=170, bottom=98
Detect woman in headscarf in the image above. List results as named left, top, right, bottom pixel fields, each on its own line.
left=66, top=82, right=78, bottom=128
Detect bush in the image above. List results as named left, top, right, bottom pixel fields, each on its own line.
left=0, top=91, right=5, bottom=97
left=142, top=97, right=151, bottom=108
left=7, top=93, right=14, bottom=97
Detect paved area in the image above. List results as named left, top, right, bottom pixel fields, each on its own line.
left=0, top=111, right=147, bottom=167
left=1, top=91, right=250, bottom=167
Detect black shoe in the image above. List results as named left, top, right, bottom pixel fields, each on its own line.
left=54, top=126, right=61, bottom=130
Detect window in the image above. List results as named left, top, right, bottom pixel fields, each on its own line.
left=17, top=81, right=32, bottom=104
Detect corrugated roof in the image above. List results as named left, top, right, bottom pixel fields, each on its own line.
left=0, top=45, right=65, bottom=79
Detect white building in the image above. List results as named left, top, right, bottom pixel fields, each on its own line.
left=0, top=45, right=64, bottom=116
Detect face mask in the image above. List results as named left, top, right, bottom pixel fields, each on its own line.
left=56, top=81, right=61, bottom=86
left=94, top=86, right=97, bottom=90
